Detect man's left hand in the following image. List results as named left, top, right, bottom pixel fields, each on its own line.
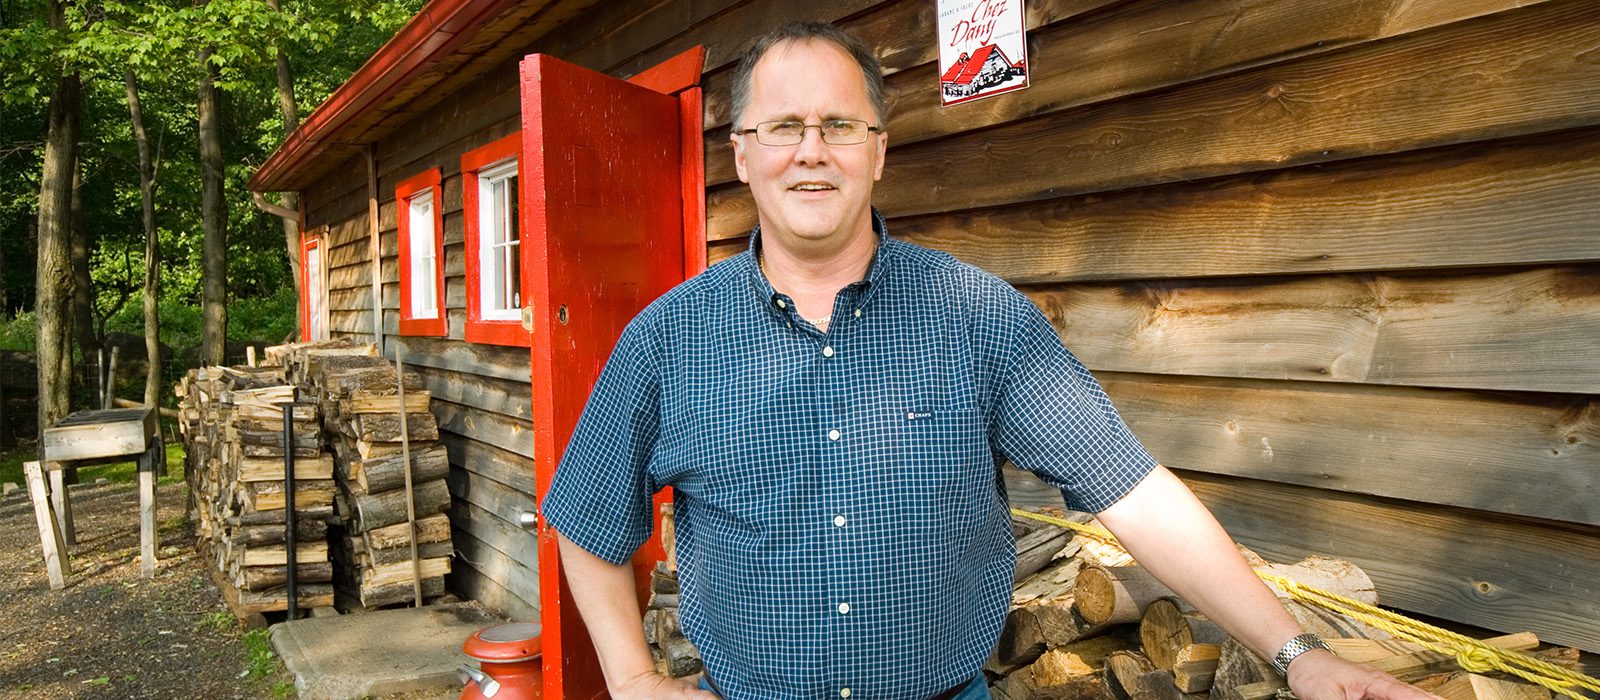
left=1287, top=650, right=1442, bottom=700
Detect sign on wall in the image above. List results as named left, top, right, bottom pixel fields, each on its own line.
left=937, top=0, right=1029, bottom=107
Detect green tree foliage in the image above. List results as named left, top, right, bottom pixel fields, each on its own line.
left=0, top=0, right=421, bottom=362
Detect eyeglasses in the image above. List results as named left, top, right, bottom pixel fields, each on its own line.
left=736, top=119, right=882, bottom=146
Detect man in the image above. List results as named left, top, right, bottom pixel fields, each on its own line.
left=541, top=21, right=1436, bottom=700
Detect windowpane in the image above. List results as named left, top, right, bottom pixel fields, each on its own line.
left=477, top=160, right=520, bottom=320
left=307, top=245, right=327, bottom=340
left=409, top=192, right=437, bottom=318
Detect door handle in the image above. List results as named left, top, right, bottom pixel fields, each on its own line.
left=520, top=305, right=534, bottom=332
left=516, top=510, right=539, bottom=530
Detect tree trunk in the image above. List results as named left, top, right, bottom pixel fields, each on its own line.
left=266, top=0, right=302, bottom=341
left=197, top=42, right=227, bottom=367
left=35, top=0, right=81, bottom=445
left=70, top=164, right=97, bottom=365
left=126, top=69, right=162, bottom=407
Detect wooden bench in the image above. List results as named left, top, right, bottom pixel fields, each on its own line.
left=23, top=407, right=163, bottom=589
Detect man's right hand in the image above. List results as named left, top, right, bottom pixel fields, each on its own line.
left=610, top=670, right=720, bottom=699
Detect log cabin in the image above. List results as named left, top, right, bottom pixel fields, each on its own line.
left=248, top=0, right=1600, bottom=693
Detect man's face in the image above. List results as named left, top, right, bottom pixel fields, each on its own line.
left=732, top=39, right=888, bottom=252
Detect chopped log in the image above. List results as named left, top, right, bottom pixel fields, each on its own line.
left=357, top=540, right=453, bottom=566
left=237, top=583, right=335, bottom=613
left=349, top=412, right=438, bottom=443
left=350, top=479, right=450, bottom=531
left=238, top=441, right=324, bottom=459
left=235, top=454, right=334, bottom=482
left=998, top=639, right=1129, bottom=700
left=650, top=561, right=679, bottom=594
left=1133, top=669, right=1207, bottom=700
left=1015, top=524, right=1074, bottom=580
left=1430, top=674, right=1550, bottom=700
left=1141, top=598, right=1231, bottom=671
left=235, top=541, right=329, bottom=567
left=1173, top=644, right=1222, bottom=693
left=660, top=634, right=702, bottom=677
left=236, top=562, right=334, bottom=590
left=230, top=505, right=333, bottom=526
left=241, top=480, right=337, bottom=511
left=655, top=607, right=681, bottom=641
left=1283, top=599, right=1390, bottom=641
left=1255, top=556, right=1377, bottom=606
left=642, top=609, right=661, bottom=645
left=341, top=391, right=431, bottom=415
left=995, top=555, right=1085, bottom=665
left=357, top=575, right=446, bottom=608
left=323, top=365, right=422, bottom=396
left=350, top=443, right=449, bottom=493
left=363, top=513, right=452, bottom=548
left=361, top=556, right=451, bottom=589
left=1210, top=638, right=1281, bottom=700
left=1106, top=651, right=1158, bottom=700
left=1076, top=564, right=1174, bottom=626
left=233, top=519, right=328, bottom=547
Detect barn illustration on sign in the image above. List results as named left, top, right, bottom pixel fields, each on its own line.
left=941, top=44, right=1025, bottom=99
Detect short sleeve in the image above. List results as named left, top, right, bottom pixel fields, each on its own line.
left=539, top=319, right=662, bottom=564
left=989, top=294, right=1157, bottom=513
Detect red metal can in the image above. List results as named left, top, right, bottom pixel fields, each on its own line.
left=459, top=622, right=542, bottom=700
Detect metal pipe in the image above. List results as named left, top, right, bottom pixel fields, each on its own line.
left=282, top=397, right=298, bottom=619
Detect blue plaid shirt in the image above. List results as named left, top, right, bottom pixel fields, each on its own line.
left=542, top=210, right=1157, bottom=699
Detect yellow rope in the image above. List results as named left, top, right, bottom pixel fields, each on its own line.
left=1009, top=507, right=1600, bottom=700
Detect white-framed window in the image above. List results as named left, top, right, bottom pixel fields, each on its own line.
left=407, top=189, right=438, bottom=319
left=306, top=242, right=327, bottom=340
left=477, top=158, right=520, bottom=321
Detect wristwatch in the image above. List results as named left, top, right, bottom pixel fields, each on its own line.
left=1272, top=633, right=1333, bottom=676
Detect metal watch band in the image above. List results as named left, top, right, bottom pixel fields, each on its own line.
left=1272, top=632, right=1333, bottom=676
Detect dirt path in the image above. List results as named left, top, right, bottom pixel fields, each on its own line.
left=0, top=480, right=294, bottom=699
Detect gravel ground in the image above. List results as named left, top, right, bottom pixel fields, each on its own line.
left=0, top=479, right=295, bottom=699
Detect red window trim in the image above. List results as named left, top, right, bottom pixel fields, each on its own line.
left=462, top=132, right=529, bottom=347
left=396, top=167, right=447, bottom=337
left=299, top=230, right=326, bottom=341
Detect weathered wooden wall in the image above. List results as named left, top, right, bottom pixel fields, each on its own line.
left=301, top=0, right=1600, bottom=649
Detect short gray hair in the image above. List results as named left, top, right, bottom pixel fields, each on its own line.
left=729, top=21, right=887, bottom=130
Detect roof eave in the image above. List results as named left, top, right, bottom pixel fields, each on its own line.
left=250, top=0, right=519, bottom=193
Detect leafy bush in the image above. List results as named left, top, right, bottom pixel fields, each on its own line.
left=0, top=310, right=36, bottom=350
left=228, top=284, right=297, bottom=343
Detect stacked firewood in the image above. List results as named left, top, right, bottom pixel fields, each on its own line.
left=283, top=342, right=452, bottom=610
left=644, top=560, right=703, bottom=679
left=987, top=511, right=1576, bottom=700
left=644, top=503, right=704, bottom=679
left=175, top=365, right=335, bottom=612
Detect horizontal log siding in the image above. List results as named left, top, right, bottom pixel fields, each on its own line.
left=295, top=0, right=1599, bottom=645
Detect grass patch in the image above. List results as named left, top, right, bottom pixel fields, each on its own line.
left=0, top=435, right=185, bottom=488
left=200, top=610, right=235, bottom=634
left=241, top=628, right=279, bottom=681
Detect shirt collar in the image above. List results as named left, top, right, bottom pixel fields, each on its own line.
left=745, top=208, right=896, bottom=308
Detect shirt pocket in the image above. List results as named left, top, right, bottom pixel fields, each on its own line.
left=880, top=408, right=999, bottom=520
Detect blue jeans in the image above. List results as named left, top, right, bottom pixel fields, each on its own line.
left=697, top=673, right=991, bottom=699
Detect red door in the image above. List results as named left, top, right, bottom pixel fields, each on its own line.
left=521, top=48, right=706, bottom=699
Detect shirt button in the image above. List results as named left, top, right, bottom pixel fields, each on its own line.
left=837, top=602, right=850, bottom=614
left=776, top=298, right=787, bottom=309
left=833, top=515, right=846, bottom=527
left=854, top=309, right=862, bottom=318
left=828, top=429, right=841, bottom=441
left=822, top=346, right=835, bottom=358
left=840, top=689, right=852, bottom=698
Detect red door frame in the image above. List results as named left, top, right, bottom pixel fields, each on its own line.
left=299, top=230, right=326, bottom=341
left=522, top=46, right=706, bottom=699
